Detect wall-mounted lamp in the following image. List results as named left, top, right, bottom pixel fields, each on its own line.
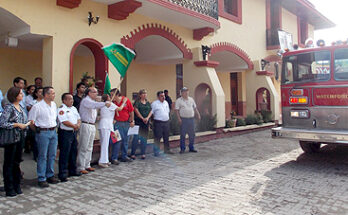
left=88, top=12, right=99, bottom=26
left=261, top=59, right=270, bottom=71
left=202, top=45, right=211, bottom=61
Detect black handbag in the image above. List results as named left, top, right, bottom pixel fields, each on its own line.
left=0, top=128, right=21, bottom=147
left=0, top=107, right=21, bottom=147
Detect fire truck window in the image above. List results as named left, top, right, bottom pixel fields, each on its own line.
left=282, top=51, right=331, bottom=84
left=283, top=62, right=294, bottom=83
left=334, top=48, right=348, bottom=80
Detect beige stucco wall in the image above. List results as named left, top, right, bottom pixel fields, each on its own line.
left=126, top=63, right=176, bottom=102
left=282, top=8, right=299, bottom=45
left=0, top=0, right=317, bottom=125
left=72, top=55, right=95, bottom=90
left=0, top=47, right=42, bottom=92
left=217, top=72, right=231, bottom=102
left=246, top=61, right=280, bottom=121
left=0, top=0, right=196, bottom=102
left=308, top=24, right=315, bottom=39
left=184, top=48, right=225, bottom=127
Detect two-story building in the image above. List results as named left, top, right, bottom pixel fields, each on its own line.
left=0, top=0, right=333, bottom=127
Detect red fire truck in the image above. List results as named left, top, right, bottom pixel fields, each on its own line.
left=272, top=41, right=348, bottom=153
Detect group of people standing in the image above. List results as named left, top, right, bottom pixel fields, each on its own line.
left=0, top=76, right=201, bottom=197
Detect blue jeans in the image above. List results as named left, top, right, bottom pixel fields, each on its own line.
left=180, top=118, right=195, bottom=151
left=131, top=135, right=147, bottom=156
left=35, top=130, right=58, bottom=182
left=111, top=121, right=129, bottom=160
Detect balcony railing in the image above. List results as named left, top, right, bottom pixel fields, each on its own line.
left=168, top=0, right=219, bottom=20
left=266, top=28, right=280, bottom=48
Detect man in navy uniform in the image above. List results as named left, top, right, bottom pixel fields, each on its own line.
left=57, top=93, right=81, bottom=182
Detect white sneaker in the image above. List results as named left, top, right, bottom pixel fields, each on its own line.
left=98, top=163, right=109, bottom=168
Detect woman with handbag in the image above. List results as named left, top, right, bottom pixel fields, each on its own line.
left=0, top=87, right=32, bottom=197
left=98, top=94, right=127, bottom=168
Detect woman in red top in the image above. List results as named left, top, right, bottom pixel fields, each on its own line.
left=110, top=88, right=134, bottom=164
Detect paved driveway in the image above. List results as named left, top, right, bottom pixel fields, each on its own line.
left=0, top=130, right=347, bottom=215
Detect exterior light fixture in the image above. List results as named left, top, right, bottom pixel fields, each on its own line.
left=202, top=45, right=211, bottom=61
left=88, top=12, right=99, bottom=26
left=261, top=59, right=270, bottom=71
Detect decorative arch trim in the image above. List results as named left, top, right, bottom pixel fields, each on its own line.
left=210, top=42, right=254, bottom=70
left=121, top=23, right=193, bottom=59
left=69, top=38, right=108, bottom=93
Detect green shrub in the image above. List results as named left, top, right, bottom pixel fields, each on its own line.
left=245, top=114, right=257, bottom=125
left=169, top=112, right=180, bottom=135
left=225, top=119, right=237, bottom=128
left=260, top=110, right=273, bottom=123
left=236, top=118, right=246, bottom=126
left=255, top=112, right=264, bottom=125
left=197, top=114, right=217, bottom=132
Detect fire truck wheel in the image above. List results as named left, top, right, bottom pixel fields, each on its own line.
left=299, top=141, right=321, bottom=153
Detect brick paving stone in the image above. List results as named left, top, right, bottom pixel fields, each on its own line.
left=0, top=130, right=347, bottom=214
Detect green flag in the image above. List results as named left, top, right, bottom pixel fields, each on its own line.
left=102, top=43, right=136, bottom=78
left=104, top=72, right=112, bottom=95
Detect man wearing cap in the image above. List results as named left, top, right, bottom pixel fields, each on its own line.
left=175, top=87, right=201, bottom=153
left=77, top=87, right=110, bottom=174
left=57, top=93, right=81, bottom=182
left=151, top=91, right=173, bottom=156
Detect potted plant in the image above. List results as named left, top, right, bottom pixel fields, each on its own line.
left=230, top=111, right=237, bottom=127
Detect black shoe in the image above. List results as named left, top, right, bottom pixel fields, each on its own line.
left=14, top=186, right=22, bottom=195
left=180, top=150, right=185, bottom=154
left=120, top=157, right=133, bottom=162
left=164, top=150, right=174, bottom=155
left=5, top=190, right=17, bottom=197
left=60, top=178, right=68, bottom=183
left=47, top=177, right=59, bottom=184
left=189, top=149, right=198, bottom=153
left=38, top=181, right=49, bottom=188
left=111, top=160, right=120, bottom=165
left=69, top=172, right=82, bottom=177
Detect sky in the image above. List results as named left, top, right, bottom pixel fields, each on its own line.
left=309, top=0, right=348, bottom=43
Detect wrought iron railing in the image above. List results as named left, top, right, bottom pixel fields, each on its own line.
left=168, top=0, right=219, bottom=20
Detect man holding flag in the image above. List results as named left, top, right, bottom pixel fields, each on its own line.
left=102, top=43, right=136, bottom=163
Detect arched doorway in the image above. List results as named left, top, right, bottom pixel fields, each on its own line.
left=209, top=42, right=254, bottom=117
left=195, top=83, right=212, bottom=116
left=256, top=87, right=271, bottom=111
left=120, top=23, right=192, bottom=102
left=69, top=38, right=108, bottom=94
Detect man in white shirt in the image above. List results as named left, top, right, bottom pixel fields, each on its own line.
left=28, top=87, right=58, bottom=188
left=77, top=87, right=110, bottom=174
left=151, top=91, right=173, bottom=156
left=57, top=93, right=81, bottom=182
left=175, top=87, right=201, bottom=154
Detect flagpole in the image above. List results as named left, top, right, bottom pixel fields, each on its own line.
left=110, top=76, right=124, bottom=101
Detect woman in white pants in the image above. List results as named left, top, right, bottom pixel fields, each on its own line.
left=98, top=94, right=127, bottom=168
